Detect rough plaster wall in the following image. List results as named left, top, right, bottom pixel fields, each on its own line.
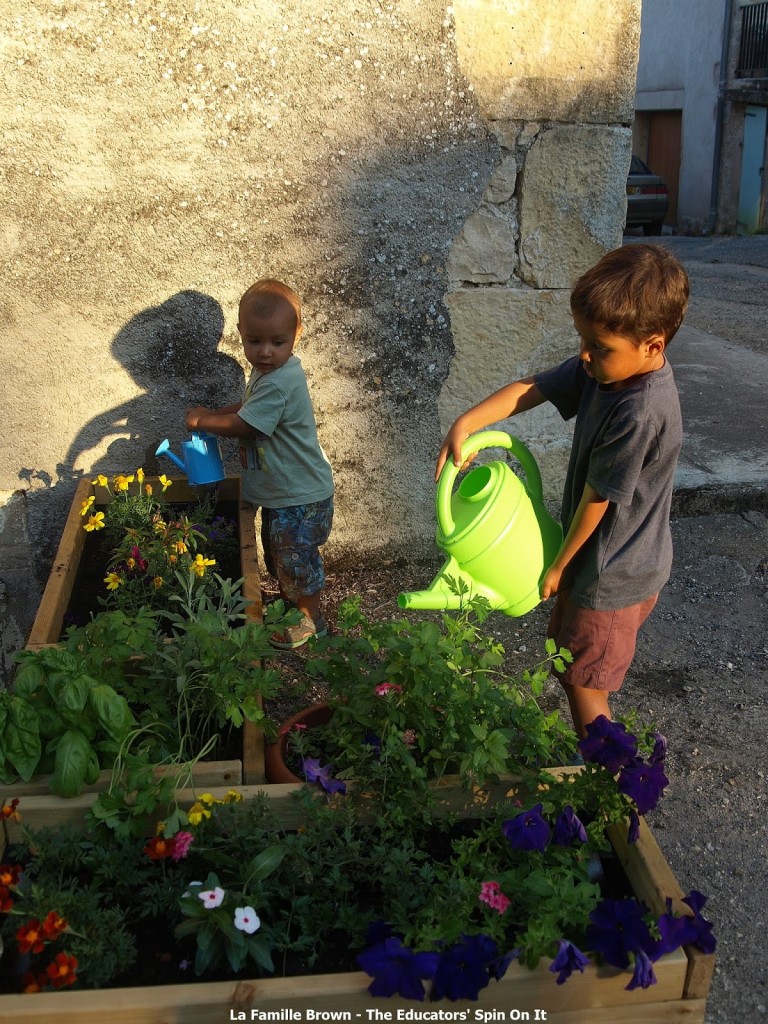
left=1, top=0, right=496, bottom=576
left=1, top=0, right=640, bottom=660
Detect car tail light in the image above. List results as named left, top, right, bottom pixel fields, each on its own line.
left=640, top=184, right=668, bottom=196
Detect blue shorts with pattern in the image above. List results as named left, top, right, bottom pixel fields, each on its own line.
left=260, top=497, right=333, bottom=602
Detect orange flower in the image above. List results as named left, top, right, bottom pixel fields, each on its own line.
left=1, top=797, right=20, bottom=821
left=143, top=835, right=172, bottom=860
left=21, top=971, right=46, bottom=993
left=46, top=951, right=78, bottom=988
left=42, top=910, right=67, bottom=940
left=0, top=863, right=21, bottom=886
left=17, top=919, right=45, bottom=955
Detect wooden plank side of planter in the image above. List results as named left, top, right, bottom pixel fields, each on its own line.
left=3, top=760, right=242, bottom=799
left=236, top=482, right=267, bottom=785
left=0, top=953, right=695, bottom=1024
left=608, top=817, right=716, bottom=1003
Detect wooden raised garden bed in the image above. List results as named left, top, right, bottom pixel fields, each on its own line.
left=24, top=475, right=265, bottom=783
left=0, top=776, right=714, bottom=1024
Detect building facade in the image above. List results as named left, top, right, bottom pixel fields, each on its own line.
left=634, top=0, right=768, bottom=233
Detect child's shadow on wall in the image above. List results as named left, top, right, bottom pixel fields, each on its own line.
left=61, top=290, right=244, bottom=478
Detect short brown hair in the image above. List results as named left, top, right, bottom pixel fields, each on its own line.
left=239, top=279, right=302, bottom=330
left=570, top=245, right=689, bottom=345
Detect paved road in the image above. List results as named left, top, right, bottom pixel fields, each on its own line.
left=625, top=234, right=768, bottom=495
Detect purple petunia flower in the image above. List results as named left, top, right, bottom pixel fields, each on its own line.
left=357, top=937, right=439, bottom=1000
left=618, top=758, right=669, bottom=815
left=301, top=757, right=347, bottom=795
left=553, top=806, right=588, bottom=846
left=586, top=898, right=653, bottom=970
left=627, top=809, right=641, bottom=844
left=649, top=731, right=668, bottom=765
left=431, top=934, right=498, bottom=1001
left=502, top=803, right=551, bottom=852
left=578, top=716, right=638, bottom=772
left=626, top=949, right=657, bottom=990
left=549, top=939, right=590, bottom=984
left=656, top=891, right=717, bottom=956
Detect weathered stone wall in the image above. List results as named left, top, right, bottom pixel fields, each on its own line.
left=1, top=0, right=640, bottom=666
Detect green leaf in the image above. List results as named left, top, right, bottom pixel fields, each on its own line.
left=545, top=636, right=557, bottom=655
left=248, top=936, right=275, bottom=973
left=49, top=729, right=92, bottom=797
left=245, top=845, right=287, bottom=884
left=3, top=698, right=42, bottom=781
left=88, top=684, right=135, bottom=740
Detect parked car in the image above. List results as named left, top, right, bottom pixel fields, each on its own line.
left=625, top=155, right=670, bottom=235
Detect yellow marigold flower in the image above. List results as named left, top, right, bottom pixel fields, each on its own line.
left=169, top=554, right=177, bottom=564
left=187, top=801, right=211, bottom=826
left=225, top=789, right=244, bottom=803
left=91, top=474, right=109, bottom=489
left=200, top=793, right=216, bottom=806
left=191, top=554, right=216, bottom=578
left=153, top=576, right=164, bottom=589
left=79, top=495, right=95, bottom=516
left=104, top=572, right=123, bottom=590
left=83, top=512, right=105, bottom=532
left=137, top=467, right=144, bottom=485
left=114, top=474, right=135, bottom=493
left=156, top=821, right=166, bottom=836
left=153, top=519, right=167, bottom=533
left=145, top=484, right=153, bottom=496
left=158, top=474, right=171, bottom=492
left=175, top=540, right=188, bottom=555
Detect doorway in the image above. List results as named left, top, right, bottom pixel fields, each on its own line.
left=737, top=104, right=767, bottom=235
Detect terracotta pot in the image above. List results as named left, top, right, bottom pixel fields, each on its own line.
left=264, top=702, right=334, bottom=783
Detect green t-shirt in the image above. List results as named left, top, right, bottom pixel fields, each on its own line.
left=237, top=355, right=334, bottom=508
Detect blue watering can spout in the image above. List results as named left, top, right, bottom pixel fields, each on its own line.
left=155, top=439, right=186, bottom=473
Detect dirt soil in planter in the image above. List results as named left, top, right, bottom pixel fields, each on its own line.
left=264, top=498, right=768, bottom=1024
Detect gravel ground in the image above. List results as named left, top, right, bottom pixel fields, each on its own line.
left=268, top=235, right=768, bottom=1022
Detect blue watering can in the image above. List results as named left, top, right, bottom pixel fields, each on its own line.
left=398, top=431, right=563, bottom=617
left=155, top=432, right=225, bottom=486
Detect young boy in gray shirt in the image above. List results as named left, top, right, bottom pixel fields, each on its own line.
left=437, top=245, right=689, bottom=735
left=187, top=279, right=334, bottom=649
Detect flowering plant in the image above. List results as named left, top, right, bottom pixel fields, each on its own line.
left=0, top=602, right=715, bottom=1000
left=78, top=470, right=238, bottom=616
left=282, top=595, right=580, bottom=811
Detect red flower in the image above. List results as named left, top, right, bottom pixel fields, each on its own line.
left=1, top=798, right=20, bottom=821
left=0, top=885, right=14, bottom=912
left=42, top=910, right=67, bottom=940
left=21, top=971, right=47, bottom=994
left=0, top=863, right=22, bottom=887
left=17, top=919, right=45, bottom=955
left=46, top=951, right=78, bottom=988
left=143, top=836, right=172, bottom=860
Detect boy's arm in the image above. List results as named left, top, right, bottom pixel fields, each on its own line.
left=186, top=404, right=256, bottom=438
left=540, top=483, right=609, bottom=599
left=435, top=377, right=546, bottom=480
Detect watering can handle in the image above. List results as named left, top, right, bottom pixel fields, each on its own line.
left=436, top=430, right=544, bottom=538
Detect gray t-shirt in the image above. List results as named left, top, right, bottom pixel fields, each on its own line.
left=534, top=355, right=682, bottom=610
left=237, top=354, right=334, bottom=508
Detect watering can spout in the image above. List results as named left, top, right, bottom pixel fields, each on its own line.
left=397, top=559, right=505, bottom=613
left=155, top=439, right=186, bottom=473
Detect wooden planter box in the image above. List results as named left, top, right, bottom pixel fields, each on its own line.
left=0, top=779, right=714, bottom=1023
left=24, top=475, right=265, bottom=784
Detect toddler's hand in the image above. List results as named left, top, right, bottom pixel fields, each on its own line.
left=540, top=564, right=564, bottom=601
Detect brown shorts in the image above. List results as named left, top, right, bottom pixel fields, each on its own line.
left=546, top=591, right=658, bottom=692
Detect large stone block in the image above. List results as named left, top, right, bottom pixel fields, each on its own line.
left=446, top=204, right=517, bottom=284
left=453, top=0, right=641, bottom=123
left=518, top=126, right=631, bottom=289
left=439, top=286, right=577, bottom=498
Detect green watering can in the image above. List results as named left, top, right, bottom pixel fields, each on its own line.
left=398, top=431, right=563, bottom=617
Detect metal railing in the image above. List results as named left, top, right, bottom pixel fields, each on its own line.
left=736, top=1, right=768, bottom=78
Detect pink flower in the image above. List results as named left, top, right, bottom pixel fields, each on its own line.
left=479, top=881, right=511, bottom=915
left=171, top=831, right=194, bottom=861
left=198, top=886, right=225, bottom=909
left=374, top=682, right=403, bottom=696
left=402, top=729, right=417, bottom=747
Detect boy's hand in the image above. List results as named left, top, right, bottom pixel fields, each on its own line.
left=186, top=407, right=210, bottom=430
left=435, top=422, right=475, bottom=481
left=540, top=563, right=565, bottom=601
